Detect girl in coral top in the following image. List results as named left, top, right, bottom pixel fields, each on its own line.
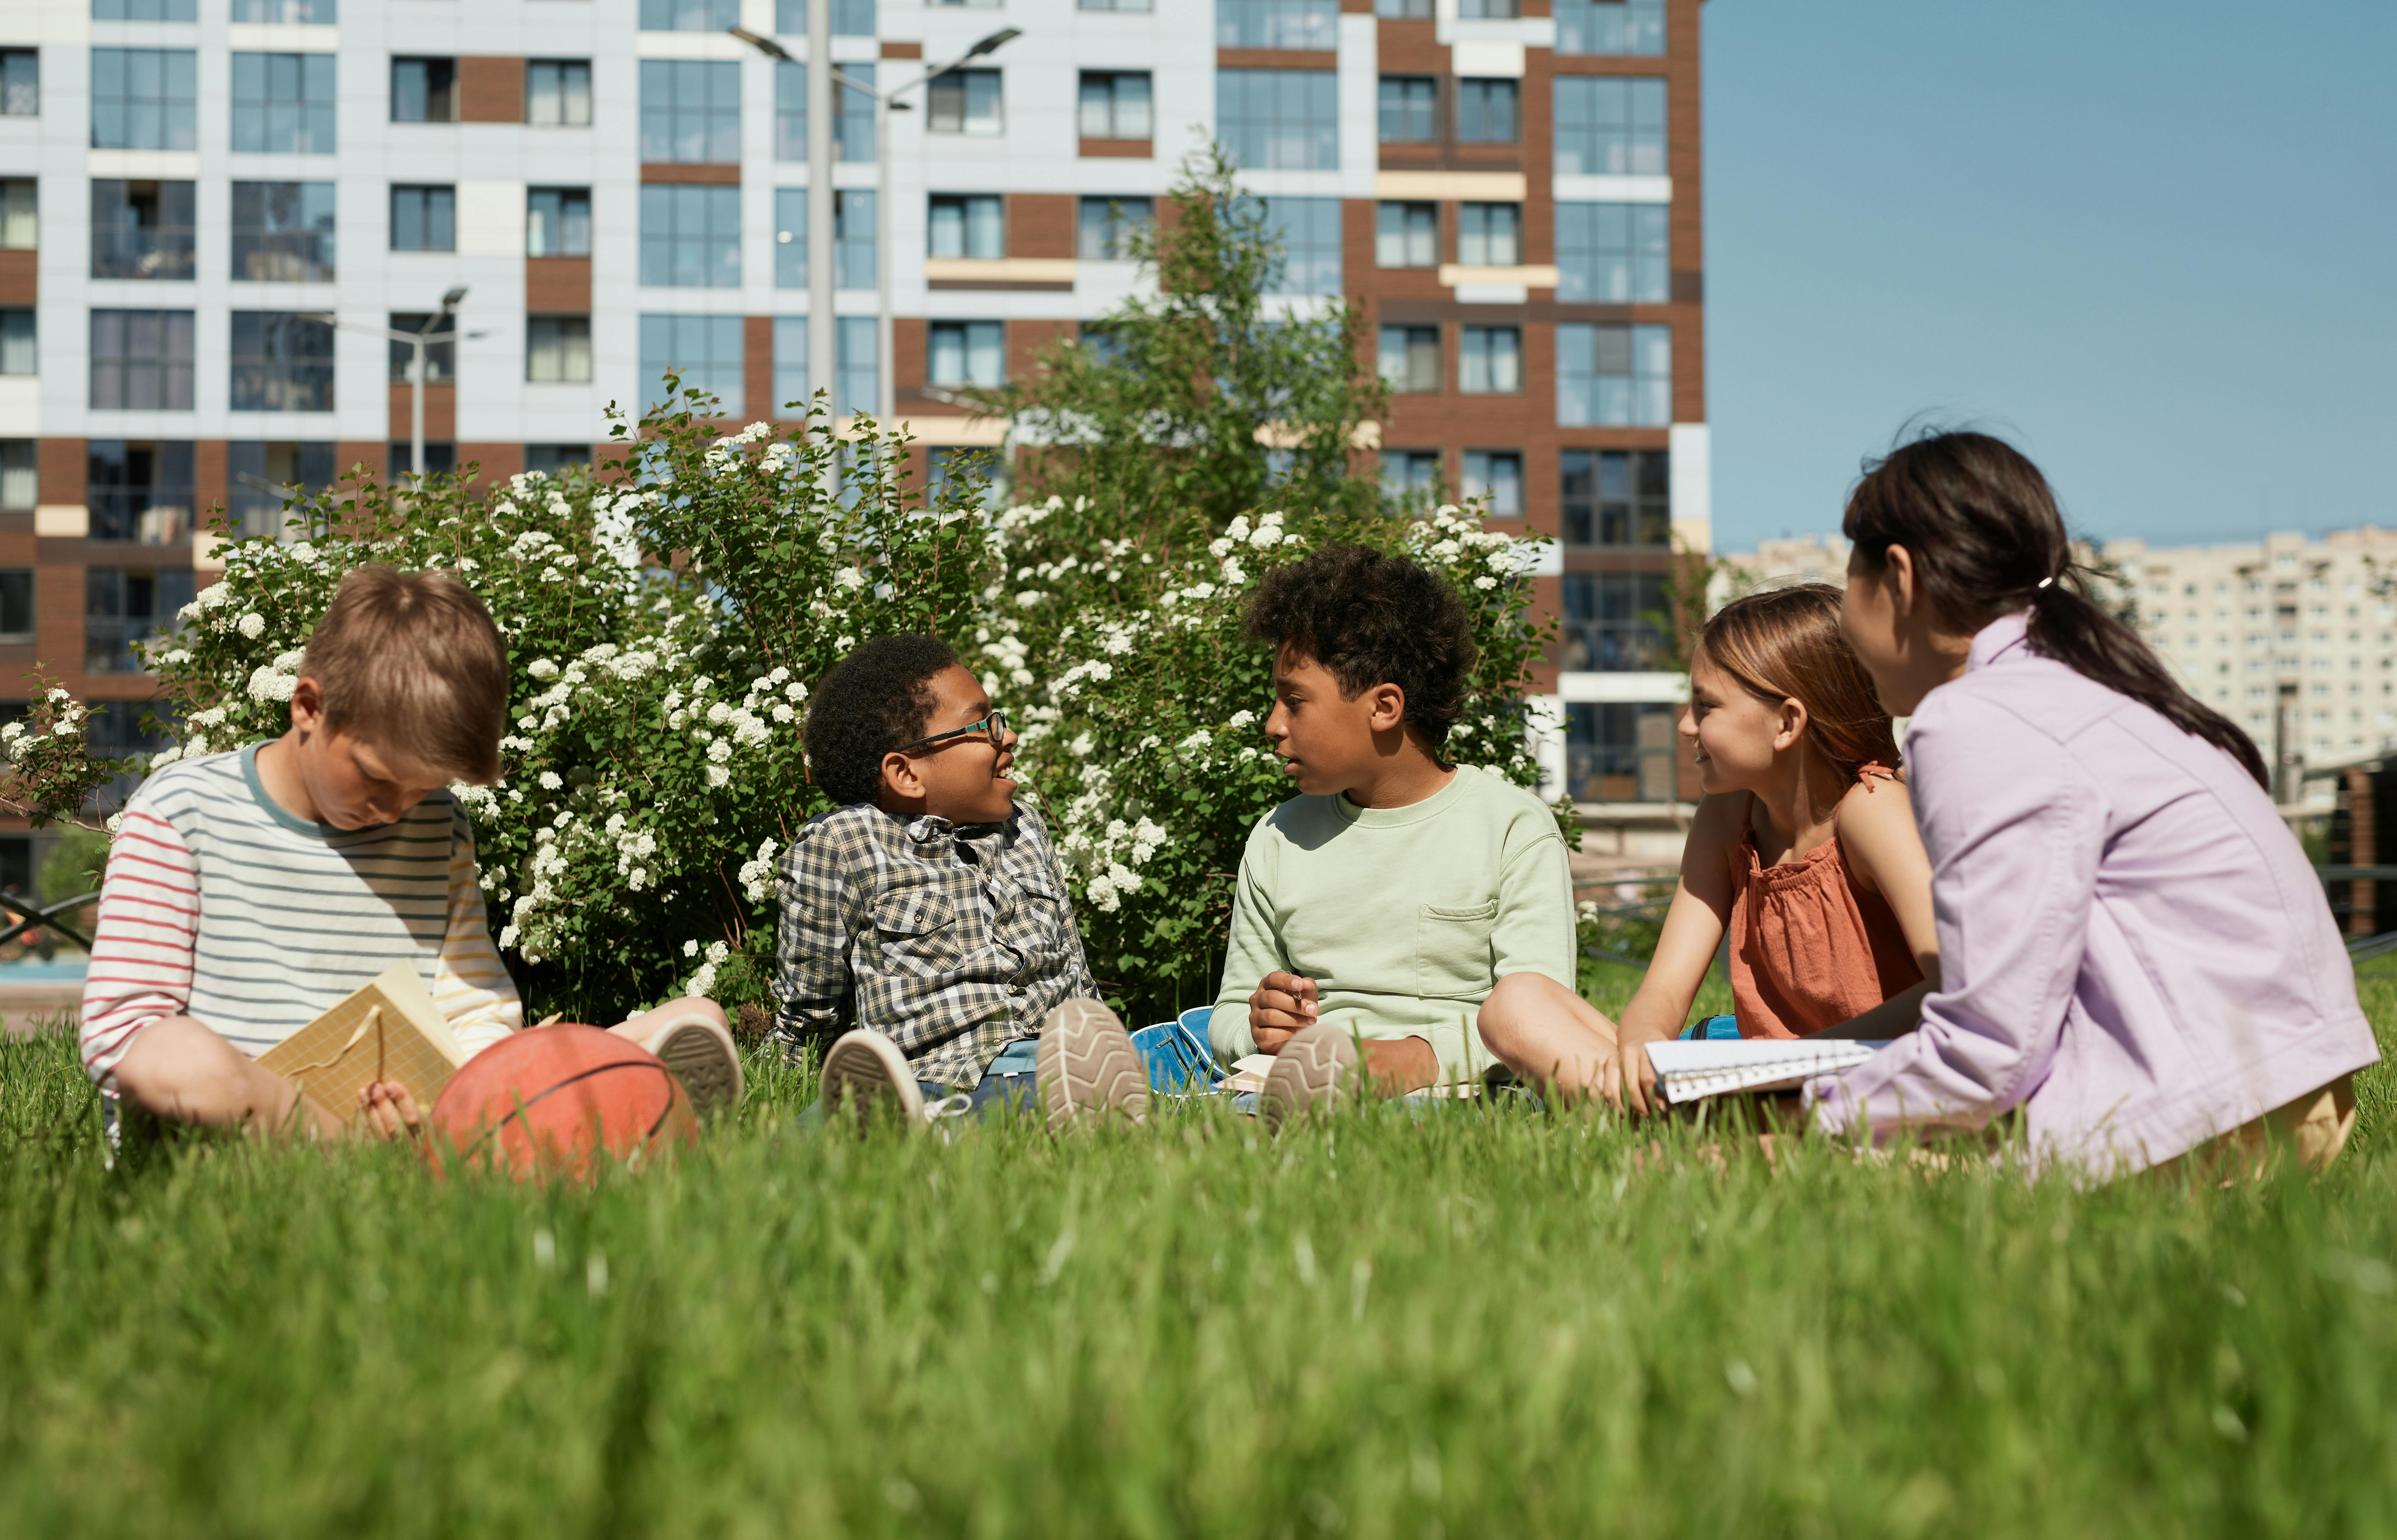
left=1478, top=583, right=1939, bottom=1111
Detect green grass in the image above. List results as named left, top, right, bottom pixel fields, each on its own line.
left=3, top=979, right=2395, bottom=1538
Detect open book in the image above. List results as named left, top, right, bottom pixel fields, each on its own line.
left=1642, top=1037, right=1887, bottom=1106
left=254, top=964, right=468, bottom=1121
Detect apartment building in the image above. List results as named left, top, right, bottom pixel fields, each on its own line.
left=0, top=0, right=1709, bottom=886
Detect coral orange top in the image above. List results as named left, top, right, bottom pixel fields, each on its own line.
left=1726, top=769, right=1923, bottom=1039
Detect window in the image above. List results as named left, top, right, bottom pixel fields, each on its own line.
left=1556, top=0, right=1666, bottom=57
left=0, top=181, right=31, bottom=249
left=86, top=441, right=194, bottom=545
left=1217, top=71, right=1338, bottom=170
left=1564, top=701, right=1675, bottom=801
left=523, top=444, right=589, bottom=476
left=527, top=187, right=591, bottom=258
left=1, top=51, right=36, bottom=119
left=927, top=69, right=1001, bottom=135
left=928, top=320, right=1004, bottom=388
left=1462, top=450, right=1522, bottom=517
left=0, top=570, right=29, bottom=642
left=91, top=49, right=197, bottom=151
left=527, top=60, right=592, bottom=127
left=90, top=181, right=195, bottom=280
left=837, top=317, right=876, bottom=419
left=387, top=442, right=454, bottom=478
left=1218, top=0, right=1337, bottom=49
left=391, top=57, right=457, bottom=123
left=90, top=312, right=194, bottom=410
left=779, top=61, right=877, bottom=162
left=835, top=190, right=875, bottom=289
left=1080, top=0, right=1152, bottom=10
left=926, top=447, right=1002, bottom=508
left=642, top=60, right=740, bottom=163
left=1554, top=77, right=1667, bottom=176
left=1078, top=71, right=1151, bottom=139
left=1381, top=450, right=1440, bottom=505
left=1454, top=78, right=1518, bottom=143
left=86, top=568, right=196, bottom=673
left=775, top=0, right=876, bottom=31
left=640, top=185, right=740, bottom=288
left=0, top=442, right=35, bottom=511
left=774, top=189, right=806, bottom=287
left=1457, top=202, right=1520, bottom=266
left=640, top=0, right=738, bottom=30
left=1556, top=202, right=1667, bottom=303
left=640, top=313, right=744, bottom=414
left=94, top=0, right=195, bottom=17
left=231, top=0, right=337, bottom=19
left=390, top=185, right=456, bottom=251
left=232, top=182, right=335, bottom=281
left=1556, top=322, right=1670, bottom=426
left=1375, top=202, right=1435, bottom=267
left=1563, top=579, right=1669, bottom=674
left=1459, top=325, right=1521, bottom=394
left=387, top=313, right=456, bottom=384
left=527, top=316, right=592, bottom=383
left=225, top=440, right=333, bottom=538
left=1378, top=76, right=1437, bottom=143
left=1560, top=448, right=1669, bottom=548
left=1374, top=0, right=1433, bottom=15
left=232, top=53, right=335, bottom=151
left=1251, top=196, right=1343, bottom=296
left=1077, top=196, right=1152, bottom=261
left=230, top=312, right=334, bottom=411
left=1377, top=325, right=1438, bottom=393
left=931, top=194, right=1003, bottom=260
left=0, top=310, right=32, bottom=375
left=1458, top=0, right=1519, bottom=14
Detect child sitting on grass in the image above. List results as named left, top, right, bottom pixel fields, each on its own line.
left=1207, top=544, right=1578, bottom=1128
left=81, top=566, right=742, bottom=1138
left=772, top=635, right=1147, bottom=1131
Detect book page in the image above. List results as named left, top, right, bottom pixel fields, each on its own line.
left=1643, top=1038, right=1886, bottom=1105
left=254, top=964, right=465, bottom=1120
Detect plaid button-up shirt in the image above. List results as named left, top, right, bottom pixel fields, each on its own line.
left=769, top=799, right=1097, bottom=1090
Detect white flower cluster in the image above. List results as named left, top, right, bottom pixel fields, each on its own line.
left=736, top=836, right=781, bottom=903
left=1401, top=503, right=1543, bottom=593
left=683, top=939, right=732, bottom=999
left=246, top=648, right=305, bottom=704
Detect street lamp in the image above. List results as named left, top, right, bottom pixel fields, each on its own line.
left=732, top=16, right=1021, bottom=429
left=303, top=285, right=478, bottom=481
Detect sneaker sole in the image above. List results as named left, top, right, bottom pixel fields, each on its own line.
left=649, top=1017, right=745, bottom=1120
left=819, top=1030, right=926, bottom=1133
left=1263, top=1024, right=1357, bottom=1133
left=1037, top=999, right=1149, bottom=1132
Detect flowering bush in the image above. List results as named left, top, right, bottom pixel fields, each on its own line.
left=984, top=496, right=1568, bottom=1023
left=0, top=685, right=125, bottom=829
left=121, top=392, right=993, bottom=1021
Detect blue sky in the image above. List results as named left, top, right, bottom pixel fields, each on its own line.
left=1702, top=0, right=2397, bottom=553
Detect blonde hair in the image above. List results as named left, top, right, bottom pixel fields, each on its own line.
left=1697, top=582, right=1899, bottom=784
left=300, top=566, right=509, bottom=783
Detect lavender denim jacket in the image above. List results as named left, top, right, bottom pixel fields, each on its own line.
left=1806, top=612, right=2381, bottom=1175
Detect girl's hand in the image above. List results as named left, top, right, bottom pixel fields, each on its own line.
left=1601, top=1028, right=1669, bottom=1116
left=356, top=1080, right=424, bottom=1142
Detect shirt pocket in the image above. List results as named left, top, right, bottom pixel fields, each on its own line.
left=1416, top=897, right=1501, bottom=999
left=870, top=887, right=966, bottom=983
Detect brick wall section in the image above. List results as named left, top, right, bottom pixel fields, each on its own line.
left=891, top=317, right=929, bottom=407
left=458, top=442, right=524, bottom=484
left=459, top=57, right=525, bottom=124
left=38, top=439, right=84, bottom=507
left=0, top=248, right=32, bottom=306
left=1007, top=319, right=1073, bottom=385
left=1078, top=139, right=1151, bottom=159
left=640, top=164, right=739, bottom=185
left=1007, top=195, right=1075, bottom=260
left=389, top=384, right=457, bottom=440
left=742, top=316, right=773, bottom=425
left=525, top=257, right=591, bottom=313
left=193, top=440, right=225, bottom=524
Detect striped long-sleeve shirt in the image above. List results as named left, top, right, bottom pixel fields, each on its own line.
left=80, top=743, right=522, bottom=1086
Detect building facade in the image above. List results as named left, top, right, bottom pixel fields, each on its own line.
left=0, top=0, right=1709, bottom=886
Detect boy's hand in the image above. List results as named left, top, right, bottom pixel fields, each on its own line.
left=356, top=1080, right=424, bottom=1142
left=1248, top=971, right=1319, bottom=1053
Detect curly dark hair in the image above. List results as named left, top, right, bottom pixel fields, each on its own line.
left=802, top=634, right=959, bottom=806
left=1243, top=543, right=1476, bottom=756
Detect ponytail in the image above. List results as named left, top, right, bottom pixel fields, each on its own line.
left=1844, top=431, right=2268, bottom=789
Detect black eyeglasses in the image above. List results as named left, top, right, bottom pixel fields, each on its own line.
left=896, top=709, right=1010, bottom=755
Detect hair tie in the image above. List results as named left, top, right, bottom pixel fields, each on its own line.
left=2036, top=576, right=2055, bottom=589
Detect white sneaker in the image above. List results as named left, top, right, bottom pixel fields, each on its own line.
left=818, top=1029, right=929, bottom=1133
left=641, top=1011, right=746, bottom=1119
left=1035, top=999, right=1149, bottom=1131
left=1262, top=1023, right=1358, bottom=1133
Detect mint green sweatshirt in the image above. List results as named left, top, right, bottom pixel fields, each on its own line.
left=1208, top=766, right=1577, bottom=1079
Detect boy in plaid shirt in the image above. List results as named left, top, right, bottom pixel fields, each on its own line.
left=772, top=635, right=1146, bottom=1129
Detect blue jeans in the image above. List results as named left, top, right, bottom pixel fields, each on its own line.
left=916, top=1037, right=1040, bottom=1121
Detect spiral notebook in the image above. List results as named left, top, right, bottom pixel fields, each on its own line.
left=1642, top=1038, right=1886, bottom=1105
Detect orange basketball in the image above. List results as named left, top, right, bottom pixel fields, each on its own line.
left=426, top=1025, right=696, bottom=1180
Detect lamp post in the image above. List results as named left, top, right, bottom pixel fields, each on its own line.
left=732, top=21, right=1021, bottom=428
left=304, top=284, right=474, bottom=481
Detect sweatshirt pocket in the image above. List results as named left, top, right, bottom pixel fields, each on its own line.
left=1415, top=897, right=1500, bottom=999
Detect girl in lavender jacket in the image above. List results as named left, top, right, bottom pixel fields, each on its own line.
left=1818, top=431, right=2379, bottom=1178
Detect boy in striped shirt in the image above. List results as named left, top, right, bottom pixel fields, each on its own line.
left=81, top=566, right=743, bottom=1138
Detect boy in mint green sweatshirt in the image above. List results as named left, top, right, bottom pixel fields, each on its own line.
left=1209, top=543, right=1576, bottom=1127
